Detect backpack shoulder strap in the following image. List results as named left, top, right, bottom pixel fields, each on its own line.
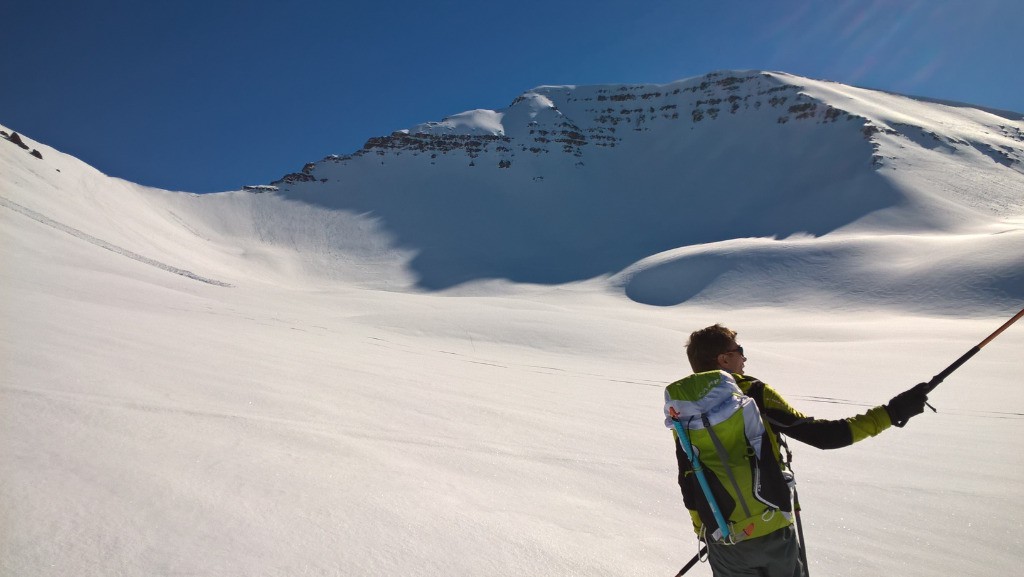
left=736, top=375, right=766, bottom=411
left=701, top=412, right=753, bottom=518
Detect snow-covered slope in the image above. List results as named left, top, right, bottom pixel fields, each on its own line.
left=2, top=71, right=1024, bottom=577
left=3, top=70, right=1022, bottom=309
left=262, top=71, right=1023, bottom=307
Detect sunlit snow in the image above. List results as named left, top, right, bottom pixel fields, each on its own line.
left=2, top=71, right=1022, bottom=577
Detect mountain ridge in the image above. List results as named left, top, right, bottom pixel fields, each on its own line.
left=2, top=70, right=1022, bottom=311
left=250, top=70, right=1022, bottom=298
left=273, top=70, right=1022, bottom=188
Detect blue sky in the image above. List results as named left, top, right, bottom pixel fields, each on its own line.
left=3, top=0, right=1021, bottom=193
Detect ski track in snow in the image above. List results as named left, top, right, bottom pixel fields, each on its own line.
left=0, top=195, right=232, bottom=287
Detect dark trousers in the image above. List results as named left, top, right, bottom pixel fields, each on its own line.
left=707, top=525, right=805, bottom=577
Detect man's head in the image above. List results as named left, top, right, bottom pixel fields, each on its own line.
left=686, top=324, right=746, bottom=374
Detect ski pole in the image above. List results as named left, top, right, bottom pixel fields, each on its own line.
left=673, top=546, right=707, bottom=577
left=922, top=306, right=1024, bottom=396
left=793, top=489, right=810, bottom=577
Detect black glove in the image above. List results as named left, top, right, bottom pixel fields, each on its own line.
left=885, top=383, right=930, bottom=428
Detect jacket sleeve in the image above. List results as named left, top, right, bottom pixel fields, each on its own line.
left=755, top=380, right=892, bottom=450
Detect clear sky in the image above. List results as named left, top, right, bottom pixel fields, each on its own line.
left=2, top=0, right=1021, bottom=193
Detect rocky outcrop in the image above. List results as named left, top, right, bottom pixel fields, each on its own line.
left=6, top=131, right=30, bottom=149
left=3, top=131, right=43, bottom=159
left=272, top=172, right=318, bottom=186
left=362, top=132, right=510, bottom=159
left=242, top=185, right=279, bottom=193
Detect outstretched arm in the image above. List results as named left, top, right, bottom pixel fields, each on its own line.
left=744, top=378, right=923, bottom=450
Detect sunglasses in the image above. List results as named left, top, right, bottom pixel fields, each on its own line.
left=723, top=345, right=744, bottom=357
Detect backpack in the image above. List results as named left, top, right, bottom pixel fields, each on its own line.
left=664, top=370, right=794, bottom=543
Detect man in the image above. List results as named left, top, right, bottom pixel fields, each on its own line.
left=669, top=324, right=929, bottom=577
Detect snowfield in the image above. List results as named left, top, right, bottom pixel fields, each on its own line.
left=2, top=70, right=1023, bottom=577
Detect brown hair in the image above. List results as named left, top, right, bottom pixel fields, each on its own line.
left=686, top=324, right=737, bottom=372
